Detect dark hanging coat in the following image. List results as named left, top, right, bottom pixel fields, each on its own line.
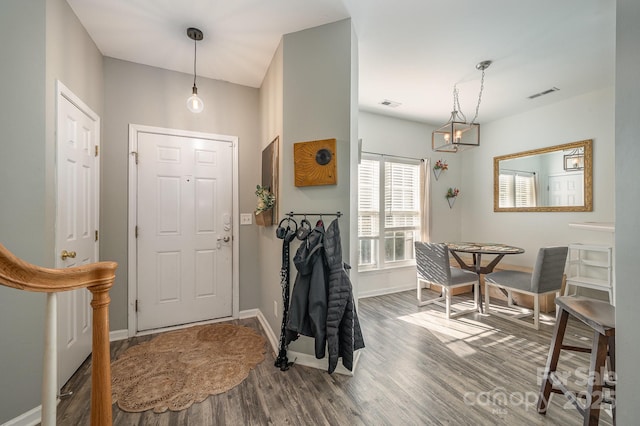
left=285, top=224, right=328, bottom=359
left=324, top=219, right=365, bottom=373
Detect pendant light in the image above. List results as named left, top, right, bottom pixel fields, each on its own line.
left=432, top=60, right=492, bottom=153
left=186, top=27, right=204, bottom=113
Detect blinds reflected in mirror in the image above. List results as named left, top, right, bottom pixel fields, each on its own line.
left=499, top=170, right=537, bottom=208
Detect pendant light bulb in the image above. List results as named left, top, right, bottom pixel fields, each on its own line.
left=187, top=85, right=204, bottom=113
left=186, top=27, right=204, bottom=114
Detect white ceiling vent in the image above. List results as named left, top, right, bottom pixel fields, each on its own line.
left=379, top=99, right=401, bottom=108
left=528, top=87, right=559, bottom=99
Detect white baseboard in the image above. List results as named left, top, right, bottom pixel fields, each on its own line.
left=358, top=284, right=414, bottom=299
left=253, top=309, right=279, bottom=354
left=286, top=350, right=360, bottom=376
left=238, top=308, right=259, bottom=319
left=1, top=404, right=41, bottom=426
left=250, top=309, right=360, bottom=376
left=109, top=329, right=129, bottom=342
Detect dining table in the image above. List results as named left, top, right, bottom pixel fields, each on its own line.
left=444, top=242, right=525, bottom=313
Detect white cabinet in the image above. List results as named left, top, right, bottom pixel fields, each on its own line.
left=565, top=243, right=614, bottom=303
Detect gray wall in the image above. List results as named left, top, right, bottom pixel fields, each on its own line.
left=0, top=2, right=46, bottom=421
left=0, top=0, right=103, bottom=422
left=615, top=0, right=640, bottom=421
left=102, top=58, right=261, bottom=330
left=257, top=42, right=284, bottom=337
left=460, top=88, right=615, bottom=266
left=255, top=19, right=357, bottom=357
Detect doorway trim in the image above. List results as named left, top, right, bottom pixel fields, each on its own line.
left=127, top=124, right=240, bottom=337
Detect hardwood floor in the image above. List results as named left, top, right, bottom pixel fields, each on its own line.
left=55, top=290, right=614, bottom=425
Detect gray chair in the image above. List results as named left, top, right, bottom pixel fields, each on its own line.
left=415, top=242, right=479, bottom=319
left=484, top=246, right=568, bottom=330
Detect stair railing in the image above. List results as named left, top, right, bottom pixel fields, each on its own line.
left=0, top=243, right=117, bottom=426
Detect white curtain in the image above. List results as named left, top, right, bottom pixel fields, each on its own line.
left=419, top=158, right=431, bottom=242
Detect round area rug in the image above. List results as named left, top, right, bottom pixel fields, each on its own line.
left=111, top=323, right=266, bottom=413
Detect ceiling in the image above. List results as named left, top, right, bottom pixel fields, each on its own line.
left=66, top=0, right=616, bottom=125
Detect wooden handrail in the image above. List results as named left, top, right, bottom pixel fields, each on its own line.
left=0, top=243, right=117, bottom=426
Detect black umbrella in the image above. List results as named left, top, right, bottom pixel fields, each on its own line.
left=274, top=217, right=297, bottom=371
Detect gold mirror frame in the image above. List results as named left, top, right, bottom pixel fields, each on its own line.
left=493, top=139, right=593, bottom=212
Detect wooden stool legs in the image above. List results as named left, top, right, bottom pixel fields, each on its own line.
left=584, top=330, right=609, bottom=425
left=537, top=308, right=569, bottom=415
left=537, top=301, right=615, bottom=426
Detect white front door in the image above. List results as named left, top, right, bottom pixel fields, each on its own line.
left=135, top=131, right=233, bottom=331
left=55, top=83, right=100, bottom=388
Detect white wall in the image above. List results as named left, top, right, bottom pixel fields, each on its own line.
left=460, top=87, right=615, bottom=267
left=615, top=0, right=640, bottom=421
left=358, top=111, right=466, bottom=297
left=102, top=58, right=261, bottom=330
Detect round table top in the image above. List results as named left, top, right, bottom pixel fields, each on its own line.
left=445, top=242, right=525, bottom=255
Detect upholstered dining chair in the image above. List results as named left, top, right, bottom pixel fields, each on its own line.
left=484, top=246, right=568, bottom=330
left=415, top=242, right=479, bottom=319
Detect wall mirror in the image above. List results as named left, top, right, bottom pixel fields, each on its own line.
left=494, top=139, right=592, bottom=212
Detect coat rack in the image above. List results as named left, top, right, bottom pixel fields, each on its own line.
left=284, top=211, right=342, bottom=218
left=274, top=210, right=342, bottom=371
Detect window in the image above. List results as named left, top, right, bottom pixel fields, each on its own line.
left=358, top=155, right=421, bottom=270
left=499, top=171, right=537, bottom=208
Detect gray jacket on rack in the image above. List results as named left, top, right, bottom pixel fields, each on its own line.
left=285, top=223, right=328, bottom=359
left=324, top=219, right=365, bottom=373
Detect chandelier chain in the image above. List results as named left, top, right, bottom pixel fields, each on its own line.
left=470, top=68, right=486, bottom=124
left=453, top=85, right=467, bottom=123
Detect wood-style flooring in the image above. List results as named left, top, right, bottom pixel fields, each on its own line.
left=54, top=290, right=614, bottom=425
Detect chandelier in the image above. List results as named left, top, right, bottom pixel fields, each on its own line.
left=432, top=60, right=492, bottom=153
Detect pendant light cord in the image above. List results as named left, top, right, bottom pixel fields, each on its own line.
left=193, top=38, right=198, bottom=88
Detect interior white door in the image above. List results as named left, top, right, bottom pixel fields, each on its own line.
left=136, top=132, right=233, bottom=331
left=548, top=173, right=584, bottom=206
left=55, top=90, right=99, bottom=389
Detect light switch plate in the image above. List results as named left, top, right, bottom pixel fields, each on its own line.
left=240, top=213, right=253, bottom=225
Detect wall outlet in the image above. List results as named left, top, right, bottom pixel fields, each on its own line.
left=273, top=300, right=278, bottom=317
left=240, top=213, right=253, bottom=225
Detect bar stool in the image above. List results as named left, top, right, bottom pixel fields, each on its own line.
left=537, top=296, right=615, bottom=425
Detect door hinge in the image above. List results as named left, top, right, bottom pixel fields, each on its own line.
left=135, top=300, right=139, bottom=312
left=135, top=225, right=139, bottom=238
left=95, top=230, right=99, bottom=242
left=131, top=151, right=139, bottom=165
left=95, top=145, right=99, bottom=157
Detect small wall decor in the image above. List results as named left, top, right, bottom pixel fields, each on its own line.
left=433, top=159, right=448, bottom=180
left=293, top=138, right=337, bottom=187
left=255, top=185, right=275, bottom=226
left=446, top=187, right=459, bottom=209
left=260, top=136, right=279, bottom=224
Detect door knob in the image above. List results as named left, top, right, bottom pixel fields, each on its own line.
left=61, top=250, right=77, bottom=260
left=217, top=236, right=230, bottom=243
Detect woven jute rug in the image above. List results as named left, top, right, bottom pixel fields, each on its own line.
left=111, top=323, right=266, bottom=413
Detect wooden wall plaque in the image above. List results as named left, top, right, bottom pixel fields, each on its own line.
left=293, top=138, right=337, bottom=187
